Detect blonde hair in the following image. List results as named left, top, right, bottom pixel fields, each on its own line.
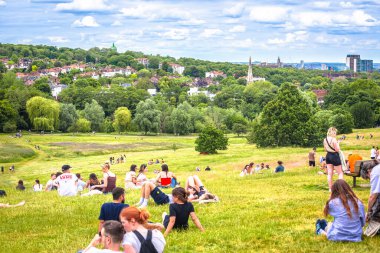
left=327, top=127, right=337, bottom=137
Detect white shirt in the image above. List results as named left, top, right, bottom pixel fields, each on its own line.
left=122, top=229, right=166, bottom=253
left=370, top=164, right=380, bottom=194
left=371, top=148, right=377, bottom=158
left=45, top=179, right=54, bottom=191
left=77, top=179, right=87, bottom=191
left=33, top=184, right=43, bottom=192
left=54, top=173, right=78, bottom=196
left=85, top=247, right=122, bottom=253
left=125, top=171, right=136, bottom=182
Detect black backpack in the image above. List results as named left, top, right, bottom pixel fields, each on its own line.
left=133, top=230, right=158, bottom=253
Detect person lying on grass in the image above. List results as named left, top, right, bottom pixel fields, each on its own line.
left=120, top=206, right=165, bottom=253
left=82, top=220, right=124, bottom=253
left=162, top=187, right=204, bottom=237
left=316, top=179, right=365, bottom=242
left=185, top=175, right=218, bottom=203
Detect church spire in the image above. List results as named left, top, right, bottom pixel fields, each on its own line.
left=247, top=56, right=254, bottom=84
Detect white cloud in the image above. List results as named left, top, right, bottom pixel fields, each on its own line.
left=56, top=0, right=113, bottom=12
left=224, top=18, right=241, bottom=24
left=111, top=20, right=122, bottom=27
left=72, top=16, right=99, bottom=27
left=223, top=3, right=245, bottom=18
left=292, top=10, right=378, bottom=28
left=249, top=6, right=290, bottom=23
left=120, top=4, right=190, bottom=21
left=267, top=31, right=308, bottom=45
left=200, top=29, right=223, bottom=38
left=178, top=18, right=205, bottom=26
left=339, top=1, right=353, bottom=8
left=229, top=38, right=254, bottom=48
left=158, top=28, right=190, bottom=40
left=229, top=25, right=246, bottom=33
left=48, top=36, right=69, bottom=43
left=314, top=34, right=350, bottom=45
left=313, top=2, right=331, bottom=8
left=0, top=0, right=5, bottom=6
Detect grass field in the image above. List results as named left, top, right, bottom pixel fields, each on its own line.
left=0, top=130, right=380, bottom=253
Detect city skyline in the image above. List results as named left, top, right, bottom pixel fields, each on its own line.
left=0, top=0, right=379, bottom=63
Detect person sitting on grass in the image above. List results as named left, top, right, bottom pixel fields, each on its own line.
left=82, top=173, right=104, bottom=197
left=76, top=173, right=87, bottom=192
left=240, top=164, right=250, bottom=176
left=162, top=187, right=204, bottom=237
left=54, top=165, right=78, bottom=196
left=16, top=180, right=25, bottom=191
left=120, top=207, right=166, bottom=253
left=91, top=163, right=116, bottom=194
left=363, top=159, right=380, bottom=237
left=136, top=181, right=174, bottom=208
left=274, top=161, right=285, bottom=173
left=125, top=164, right=138, bottom=190
left=45, top=173, right=57, bottom=191
left=82, top=220, right=124, bottom=253
left=315, top=179, right=365, bottom=242
left=98, top=187, right=129, bottom=233
left=33, top=179, right=43, bottom=192
left=156, top=164, right=177, bottom=188
left=136, top=164, right=148, bottom=187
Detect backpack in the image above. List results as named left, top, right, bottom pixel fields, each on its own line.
left=133, top=230, right=158, bottom=253
left=0, top=190, right=6, bottom=197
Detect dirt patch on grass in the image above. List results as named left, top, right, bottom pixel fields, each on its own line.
left=49, top=142, right=186, bottom=152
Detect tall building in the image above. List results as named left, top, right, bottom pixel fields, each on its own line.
left=346, top=54, right=361, bottom=72
left=360, top=59, right=373, bottom=72
left=111, top=42, right=117, bottom=52
left=277, top=56, right=282, bottom=68
left=299, top=60, right=304, bottom=69
left=246, top=56, right=254, bottom=84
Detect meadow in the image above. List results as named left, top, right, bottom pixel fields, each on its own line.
left=0, top=129, right=380, bottom=253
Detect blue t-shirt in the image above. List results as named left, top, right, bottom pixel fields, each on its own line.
left=99, top=202, right=129, bottom=221
left=275, top=165, right=284, bottom=173
left=327, top=198, right=365, bottom=242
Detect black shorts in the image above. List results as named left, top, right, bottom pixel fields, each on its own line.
left=150, top=187, right=170, bottom=205
left=309, top=161, right=315, bottom=167
left=326, top=152, right=341, bottom=166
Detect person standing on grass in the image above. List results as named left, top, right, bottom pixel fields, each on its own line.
left=308, top=147, right=316, bottom=168
left=1, top=166, right=4, bottom=173
left=82, top=220, right=124, bottom=253
left=162, top=187, right=204, bottom=237
left=371, top=146, right=377, bottom=160
left=54, top=165, right=78, bottom=196
left=98, top=187, right=129, bottom=233
left=315, top=180, right=365, bottom=242
left=323, top=127, right=343, bottom=192
left=363, top=160, right=380, bottom=237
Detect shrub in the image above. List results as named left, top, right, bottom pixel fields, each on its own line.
left=195, top=125, right=228, bottom=154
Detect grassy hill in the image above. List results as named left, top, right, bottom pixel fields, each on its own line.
left=0, top=130, right=379, bottom=252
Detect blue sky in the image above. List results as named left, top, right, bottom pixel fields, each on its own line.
left=0, top=0, right=379, bottom=63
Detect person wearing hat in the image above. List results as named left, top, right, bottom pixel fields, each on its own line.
left=54, top=165, right=78, bottom=196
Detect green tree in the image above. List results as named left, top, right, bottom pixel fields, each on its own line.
left=232, top=123, right=247, bottom=136
left=133, top=99, right=161, bottom=134
left=26, top=96, right=60, bottom=130
left=113, top=107, right=132, bottom=133
left=69, top=118, right=91, bottom=132
left=58, top=103, right=78, bottom=132
left=82, top=99, right=105, bottom=131
left=329, top=110, right=354, bottom=134
left=252, top=83, right=320, bottom=147
left=0, top=100, right=18, bottom=132
left=195, top=125, right=229, bottom=154
left=33, top=77, right=51, bottom=96
left=350, top=102, right=375, bottom=128
left=171, top=103, right=193, bottom=135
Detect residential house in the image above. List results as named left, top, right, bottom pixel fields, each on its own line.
left=147, top=88, right=157, bottom=96
left=169, top=63, right=185, bottom=75
left=205, top=70, right=226, bottom=78
left=136, top=58, right=149, bottom=67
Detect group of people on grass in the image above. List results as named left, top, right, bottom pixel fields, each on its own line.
left=316, top=127, right=380, bottom=242
left=240, top=161, right=283, bottom=176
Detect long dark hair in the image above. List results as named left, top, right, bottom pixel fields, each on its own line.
left=130, top=164, right=137, bottom=172
left=324, top=179, right=360, bottom=218
left=162, top=164, right=169, bottom=176
left=172, top=187, right=188, bottom=203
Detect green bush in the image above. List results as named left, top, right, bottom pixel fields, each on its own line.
left=195, top=125, right=228, bottom=154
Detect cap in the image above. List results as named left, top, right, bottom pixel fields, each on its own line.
left=62, top=165, right=72, bottom=171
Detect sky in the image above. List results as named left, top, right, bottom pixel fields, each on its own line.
left=0, top=0, right=379, bottom=63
